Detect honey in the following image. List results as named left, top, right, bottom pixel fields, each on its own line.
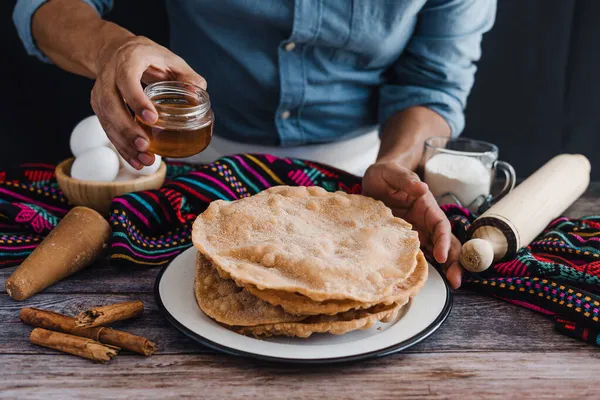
left=137, top=81, right=214, bottom=158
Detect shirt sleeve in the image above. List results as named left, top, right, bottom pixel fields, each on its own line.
left=13, top=0, right=114, bottom=63
left=379, top=0, right=496, bottom=137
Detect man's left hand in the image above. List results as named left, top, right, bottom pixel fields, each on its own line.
left=362, top=160, right=463, bottom=289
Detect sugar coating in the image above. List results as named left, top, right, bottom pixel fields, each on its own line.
left=239, top=251, right=429, bottom=316
left=192, top=186, right=420, bottom=303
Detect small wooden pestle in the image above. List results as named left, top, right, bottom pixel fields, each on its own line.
left=5, top=206, right=111, bottom=301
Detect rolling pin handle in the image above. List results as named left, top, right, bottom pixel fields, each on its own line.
left=460, top=238, right=495, bottom=273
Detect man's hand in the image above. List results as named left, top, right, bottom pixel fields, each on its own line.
left=31, top=0, right=207, bottom=170
left=362, top=160, right=463, bottom=289
left=91, top=36, right=207, bottom=169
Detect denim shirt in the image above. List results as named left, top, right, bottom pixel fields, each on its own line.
left=14, top=0, right=496, bottom=146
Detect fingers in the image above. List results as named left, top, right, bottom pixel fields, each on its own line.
left=141, top=62, right=208, bottom=91
left=115, top=59, right=157, bottom=124
left=138, top=152, right=155, bottom=166
left=390, top=190, right=410, bottom=203
left=432, top=230, right=450, bottom=264
left=408, top=192, right=450, bottom=263
left=90, top=75, right=152, bottom=168
left=388, top=191, right=416, bottom=210
left=140, top=55, right=207, bottom=90
left=171, top=57, right=207, bottom=89
left=382, top=165, right=428, bottom=198
left=425, top=200, right=452, bottom=264
left=420, top=236, right=462, bottom=290
left=443, top=235, right=463, bottom=289
left=114, top=50, right=206, bottom=128
left=445, top=261, right=464, bottom=290
left=362, top=162, right=427, bottom=209
left=90, top=35, right=207, bottom=169
left=141, top=66, right=176, bottom=85
left=362, top=161, right=463, bottom=290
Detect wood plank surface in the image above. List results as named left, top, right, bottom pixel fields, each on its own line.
left=0, top=184, right=598, bottom=398
left=0, top=293, right=592, bottom=356
left=1, top=352, right=598, bottom=400
left=0, top=260, right=158, bottom=294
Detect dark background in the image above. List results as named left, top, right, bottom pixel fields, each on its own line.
left=1, top=1, right=599, bottom=179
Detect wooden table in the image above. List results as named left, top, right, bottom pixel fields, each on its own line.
left=1, top=185, right=599, bottom=399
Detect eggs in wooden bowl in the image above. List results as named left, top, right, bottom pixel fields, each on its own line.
left=55, top=115, right=167, bottom=216
left=56, top=157, right=166, bottom=216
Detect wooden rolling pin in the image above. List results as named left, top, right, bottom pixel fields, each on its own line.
left=459, top=154, right=591, bottom=273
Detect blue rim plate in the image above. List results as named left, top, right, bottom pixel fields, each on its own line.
left=154, top=247, right=452, bottom=364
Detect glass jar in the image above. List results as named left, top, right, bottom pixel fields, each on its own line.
left=136, top=81, right=214, bottom=158
left=421, top=137, right=515, bottom=212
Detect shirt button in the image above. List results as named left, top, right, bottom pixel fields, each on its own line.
left=284, top=42, right=296, bottom=52
left=280, top=110, right=291, bottom=120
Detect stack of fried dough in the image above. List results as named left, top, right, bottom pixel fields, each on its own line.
left=191, top=185, right=428, bottom=338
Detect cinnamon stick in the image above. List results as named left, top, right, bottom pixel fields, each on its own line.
left=30, top=328, right=119, bottom=363
left=75, top=300, right=145, bottom=328
left=21, top=308, right=157, bottom=356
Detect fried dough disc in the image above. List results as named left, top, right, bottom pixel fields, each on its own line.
left=239, top=251, right=428, bottom=315
left=242, top=284, right=369, bottom=316
left=194, top=252, right=306, bottom=326
left=192, top=185, right=420, bottom=302
left=235, top=300, right=407, bottom=338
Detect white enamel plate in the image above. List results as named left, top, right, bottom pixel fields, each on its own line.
left=155, top=247, right=452, bottom=364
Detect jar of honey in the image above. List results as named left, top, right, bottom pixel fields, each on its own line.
left=136, top=81, right=214, bottom=158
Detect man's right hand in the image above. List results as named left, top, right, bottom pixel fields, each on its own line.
left=29, top=0, right=205, bottom=169
left=91, top=36, right=206, bottom=169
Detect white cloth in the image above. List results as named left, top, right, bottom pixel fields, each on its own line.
left=178, top=130, right=381, bottom=176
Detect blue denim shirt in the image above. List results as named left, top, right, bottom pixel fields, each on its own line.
left=14, top=0, right=496, bottom=146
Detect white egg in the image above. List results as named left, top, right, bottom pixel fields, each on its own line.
left=119, top=153, right=162, bottom=176
left=114, top=169, right=139, bottom=182
left=71, top=146, right=120, bottom=182
left=70, top=115, right=110, bottom=157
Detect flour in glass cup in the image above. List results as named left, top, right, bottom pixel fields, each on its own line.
left=424, top=153, right=492, bottom=211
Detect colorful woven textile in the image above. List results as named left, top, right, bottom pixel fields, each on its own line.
left=555, top=317, right=600, bottom=346
left=445, top=205, right=600, bottom=331
left=0, top=155, right=599, bottom=346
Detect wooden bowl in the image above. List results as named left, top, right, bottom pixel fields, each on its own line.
left=56, top=158, right=167, bottom=216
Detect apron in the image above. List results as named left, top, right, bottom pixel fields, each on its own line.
left=177, top=130, right=380, bottom=177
